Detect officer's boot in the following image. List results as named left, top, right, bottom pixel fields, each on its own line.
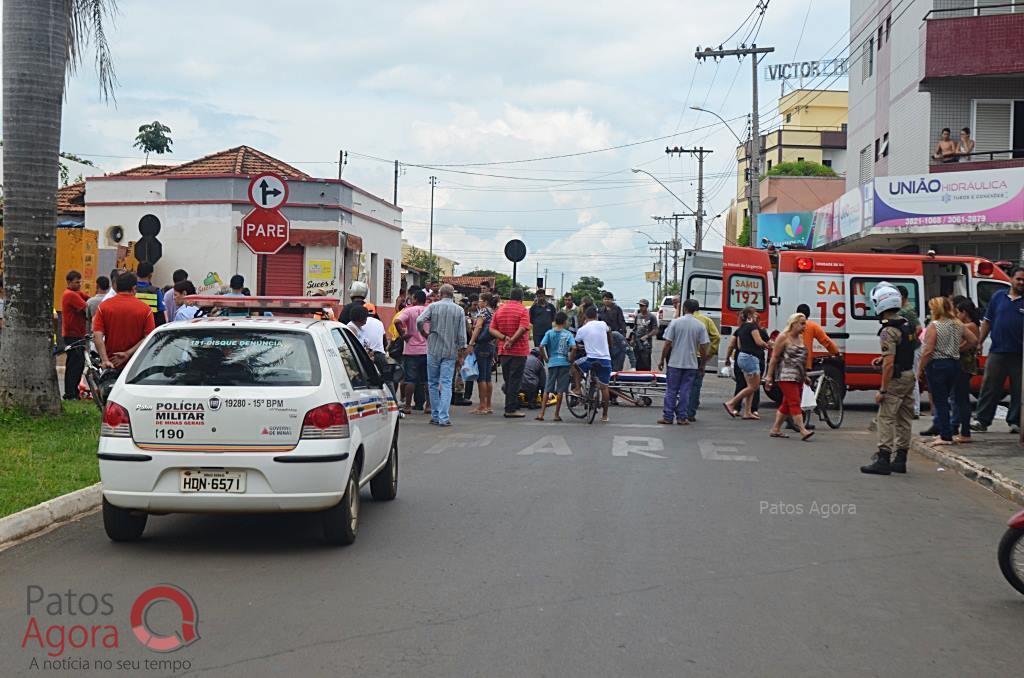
left=890, top=449, right=908, bottom=474
left=860, top=448, right=892, bottom=475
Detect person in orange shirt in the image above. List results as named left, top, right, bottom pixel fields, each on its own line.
left=796, top=303, right=840, bottom=369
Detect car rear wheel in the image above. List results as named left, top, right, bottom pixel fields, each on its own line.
left=323, top=468, right=360, bottom=545
left=370, top=430, right=399, bottom=501
left=102, top=497, right=147, bottom=542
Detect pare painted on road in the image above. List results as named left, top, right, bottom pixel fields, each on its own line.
left=418, top=435, right=755, bottom=461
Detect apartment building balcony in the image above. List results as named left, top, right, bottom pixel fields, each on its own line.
left=922, top=3, right=1024, bottom=82
left=931, top=150, right=1024, bottom=172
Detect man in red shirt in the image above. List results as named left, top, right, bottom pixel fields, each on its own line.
left=93, top=272, right=156, bottom=370
left=490, top=287, right=531, bottom=418
left=61, top=270, right=90, bottom=400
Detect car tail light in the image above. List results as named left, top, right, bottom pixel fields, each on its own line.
left=976, top=261, right=994, bottom=277
left=796, top=257, right=813, bottom=272
left=658, top=309, right=663, bottom=320
left=301, top=403, right=350, bottom=439
left=101, top=402, right=132, bottom=438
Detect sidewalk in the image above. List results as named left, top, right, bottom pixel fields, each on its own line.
left=911, top=422, right=1024, bottom=506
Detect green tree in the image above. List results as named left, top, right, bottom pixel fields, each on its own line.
left=764, top=160, right=837, bottom=179
left=1, top=0, right=118, bottom=415
left=569, top=275, right=604, bottom=303
left=133, top=120, right=173, bottom=164
left=737, top=215, right=751, bottom=247
left=406, top=249, right=442, bottom=280
left=463, top=269, right=517, bottom=298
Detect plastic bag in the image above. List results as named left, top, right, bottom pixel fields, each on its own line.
left=801, top=384, right=817, bottom=410
left=460, top=352, right=479, bottom=382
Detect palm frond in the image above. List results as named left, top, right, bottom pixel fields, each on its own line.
left=65, top=0, right=119, bottom=101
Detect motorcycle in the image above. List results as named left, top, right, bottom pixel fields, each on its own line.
left=998, top=509, right=1024, bottom=595
left=61, top=336, right=118, bottom=411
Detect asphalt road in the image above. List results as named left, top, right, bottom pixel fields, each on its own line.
left=3, top=373, right=1024, bottom=677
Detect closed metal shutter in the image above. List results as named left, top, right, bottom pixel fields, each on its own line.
left=257, top=244, right=304, bottom=295
left=974, top=101, right=1012, bottom=158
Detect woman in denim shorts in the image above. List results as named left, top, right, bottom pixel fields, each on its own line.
left=724, top=307, right=769, bottom=420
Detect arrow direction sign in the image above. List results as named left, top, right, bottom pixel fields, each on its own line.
left=248, top=172, right=288, bottom=210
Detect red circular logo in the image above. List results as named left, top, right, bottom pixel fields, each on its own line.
left=130, top=585, right=200, bottom=652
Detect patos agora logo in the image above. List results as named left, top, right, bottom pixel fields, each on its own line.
left=22, top=583, right=199, bottom=660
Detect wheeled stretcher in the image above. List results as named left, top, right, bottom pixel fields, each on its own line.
left=608, top=371, right=666, bottom=407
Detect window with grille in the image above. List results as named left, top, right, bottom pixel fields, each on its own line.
left=858, top=145, right=873, bottom=186
left=383, top=258, right=394, bottom=303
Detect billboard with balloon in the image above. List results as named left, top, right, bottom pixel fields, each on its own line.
left=756, top=212, right=814, bottom=249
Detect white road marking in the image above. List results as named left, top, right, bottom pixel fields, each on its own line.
left=422, top=433, right=495, bottom=455
left=611, top=436, right=666, bottom=459
left=517, top=435, right=574, bottom=456
left=524, top=422, right=667, bottom=429
left=698, top=439, right=758, bottom=462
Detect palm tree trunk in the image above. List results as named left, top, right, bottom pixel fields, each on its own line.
left=0, top=0, right=67, bottom=414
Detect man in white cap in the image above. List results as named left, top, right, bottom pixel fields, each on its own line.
left=861, top=282, right=917, bottom=476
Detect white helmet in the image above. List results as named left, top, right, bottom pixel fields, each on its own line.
left=349, top=280, right=369, bottom=299
left=871, top=281, right=902, bottom=315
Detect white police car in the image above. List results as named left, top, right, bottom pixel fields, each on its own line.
left=98, top=307, right=399, bottom=545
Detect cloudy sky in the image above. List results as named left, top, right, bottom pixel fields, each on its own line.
left=29, top=0, right=849, bottom=301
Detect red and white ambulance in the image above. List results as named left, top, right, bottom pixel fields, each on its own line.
left=720, top=246, right=1011, bottom=392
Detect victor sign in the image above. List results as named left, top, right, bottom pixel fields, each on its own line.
left=764, top=58, right=847, bottom=82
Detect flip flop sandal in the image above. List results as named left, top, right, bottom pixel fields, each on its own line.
left=553, top=417, right=563, bottom=422
left=769, top=432, right=790, bottom=438
left=801, top=431, right=815, bottom=441
left=723, top=403, right=738, bottom=418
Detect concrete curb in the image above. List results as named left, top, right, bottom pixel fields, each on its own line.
left=0, top=483, right=102, bottom=547
left=911, top=440, right=1024, bottom=507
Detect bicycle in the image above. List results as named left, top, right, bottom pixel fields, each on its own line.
left=806, top=355, right=845, bottom=429
left=566, top=364, right=601, bottom=424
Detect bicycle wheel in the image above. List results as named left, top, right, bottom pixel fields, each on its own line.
left=586, top=373, right=600, bottom=424
left=566, top=373, right=589, bottom=419
left=818, top=375, right=844, bottom=429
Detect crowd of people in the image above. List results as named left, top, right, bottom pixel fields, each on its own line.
left=387, top=284, right=687, bottom=425
left=54, top=260, right=1024, bottom=479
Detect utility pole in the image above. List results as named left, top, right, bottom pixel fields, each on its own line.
left=652, top=215, right=685, bottom=291
left=665, top=146, right=713, bottom=251
left=393, top=160, right=399, bottom=205
left=338, top=150, right=347, bottom=180
left=428, top=176, right=438, bottom=275
left=695, top=41, right=774, bottom=248
left=561, top=272, right=565, bottom=299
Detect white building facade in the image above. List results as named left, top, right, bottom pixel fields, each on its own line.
left=84, top=147, right=402, bottom=308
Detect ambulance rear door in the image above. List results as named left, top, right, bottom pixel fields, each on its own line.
left=682, top=250, right=724, bottom=369
left=721, top=246, right=775, bottom=365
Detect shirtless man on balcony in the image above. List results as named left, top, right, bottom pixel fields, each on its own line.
left=932, top=127, right=959, bottom=163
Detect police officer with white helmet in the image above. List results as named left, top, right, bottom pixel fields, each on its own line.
left=339, top=280, right=369, bottom=324
left=861, top=282, right=918, bottom=475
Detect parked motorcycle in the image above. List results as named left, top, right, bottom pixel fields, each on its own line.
left=998, top=509, right=1024, bottom=595
left=61, top=336, right=118, bottom=411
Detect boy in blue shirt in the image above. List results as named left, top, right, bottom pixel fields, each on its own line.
left=536, top=312, right=577, bottom=422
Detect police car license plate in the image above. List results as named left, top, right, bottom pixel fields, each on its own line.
left=179, top=470, right=246, bottom=493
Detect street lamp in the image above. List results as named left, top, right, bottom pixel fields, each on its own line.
left=690, top=106, right=747, bottom=145
left=630, top=168, right=696, bottom=214
left=690, top=106, right=759, bottom=249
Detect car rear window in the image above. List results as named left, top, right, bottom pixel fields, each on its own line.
left=126, top=329, right=321, bottom=386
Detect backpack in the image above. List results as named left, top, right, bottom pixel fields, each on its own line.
left=878, top=318, right=915, bottom=377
